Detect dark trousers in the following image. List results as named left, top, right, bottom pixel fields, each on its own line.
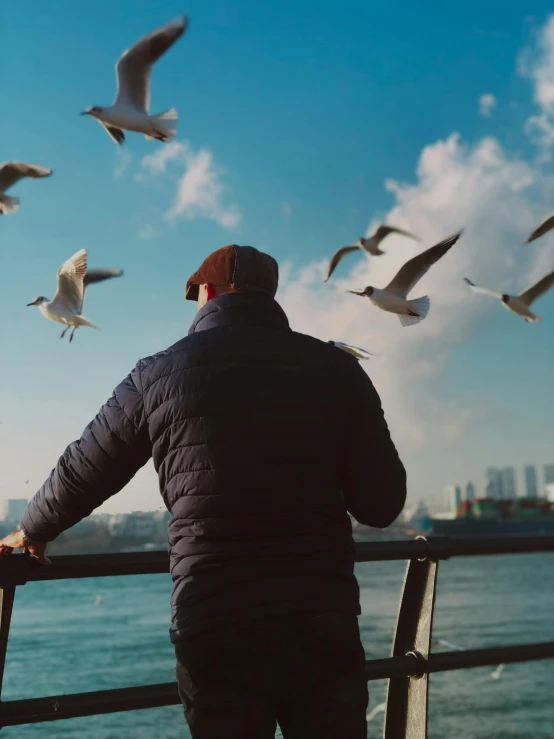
left=175, top=611, right=369, bottom=738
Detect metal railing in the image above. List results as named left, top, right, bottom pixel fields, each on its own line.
left=0, top=534, right=553, bottom=737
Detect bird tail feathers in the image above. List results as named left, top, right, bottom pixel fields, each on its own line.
left=146, top=109, right=178, bottom=141
left=76, top=315, right=99, bottom=329
left=0, top=195, right=20, bottom=215
left=398, top=296, right=430, bottom=327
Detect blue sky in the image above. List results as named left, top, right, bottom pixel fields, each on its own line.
left=2, top=1, right=554, bottom=514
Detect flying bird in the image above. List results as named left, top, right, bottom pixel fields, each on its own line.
left=27, top=249, right=123, bottom=342
left=0, top=162, right=52, bottom=215
left=464, top=271, right=554, bottom=322
left=81, top=16, right=188, bottom=145
left=347, top=231, right=462, bottom=326
left=524, top=215, right=554, bottom=244
left=328, top=341, right=374, bottom=360
left=325, top=225, right=419, bottom=281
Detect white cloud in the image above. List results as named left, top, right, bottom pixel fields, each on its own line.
left=137, top=224, right=159, bottom=240
left=277, top=132, right=554, bottom=463
left=140, top=141, right=242, bottom=228
left=521, top=15, right=554, bottom=112
left=113, top=148, right=132, bottom=181
left=478, top=93, right=497, bottom=117
left=281, top=201, right=293, bottom=220
left=520, top=15, right=554, bottom=158
left=525, top=113, right=554, bottom=160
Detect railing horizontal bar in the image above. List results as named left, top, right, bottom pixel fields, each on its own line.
left=365, top=655, right=420, bottom=680
left=0, top=682, right=180, bottom=726
left=428, top=640, right=554, bottom=673
left=0, top=550, right=170, bottom=583
left=1, top=535, right=554, bottom=584
left=355, top=535, right=554, bottom=563
left=3, top=641, right=554, bottom=727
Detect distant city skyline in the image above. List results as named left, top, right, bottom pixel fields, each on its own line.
left=442, top=461, right=554, bottom=511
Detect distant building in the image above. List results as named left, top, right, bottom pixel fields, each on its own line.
left=545, top=483, right=554, bottom=503
left=502, top=467, right=517, bottom=499
left=485, top=468, right=503, bottom=499
left=444, top=484, right=463, bottom=515
left=465, top=482, right=476, bottom=501
left=485, top=467, right=516, bottom=499
left=524, top=465, right=538, bottom=498
left=544, top=464, right=554, bottom=486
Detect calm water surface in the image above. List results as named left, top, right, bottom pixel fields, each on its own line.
left=3, top=548, right=553, bottom=738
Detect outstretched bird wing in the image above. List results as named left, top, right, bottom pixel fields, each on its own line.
left=114, top=16, right=188, bottom=113
left=463, top=277, right=502, bottom=300
left=99, top=122, right=125, bottom=145
left=0, top=162, right=52, bottom=193
left=518, top=270, right=554, bottom=306
left=84, top=268, right=124, bottom=287
left=372, top=225, right=420, bottom=245
left=330, top=341, right=374, bottom=360
left=50, top=249, right=87, bottom=316
left=325, top=245, right=360, bottom=281
left=524, top=215, right=554, bottom=244
left=386, top=231, right=462, bottom=298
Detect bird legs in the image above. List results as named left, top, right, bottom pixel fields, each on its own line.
left=59, top=325, right=77, bottom=342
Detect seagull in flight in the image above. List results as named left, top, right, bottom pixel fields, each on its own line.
left=27, top=249, right=123, bottom=342
left=328, top=341, right=374, bottom=360
left=81, top=16, right=188, bottom=145
left=524, top=215, right=554, bottom=244
left=464, top=271, right=554, bottom=322
left=325, top=225, right=419, bottom=281
left=0, top=161, right=52, bottom=215
left=347, top=231, right=462, bottom=326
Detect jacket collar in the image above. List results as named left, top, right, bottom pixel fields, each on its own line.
left=189, top=293, right=290, bottom=335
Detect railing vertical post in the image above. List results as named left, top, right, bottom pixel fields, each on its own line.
left=0, top=584, right=16, bottom=702
left=383, top=542, right=438, bottom=739
left=0, top=557, right=30, bottom=731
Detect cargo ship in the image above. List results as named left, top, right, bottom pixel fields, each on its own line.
left=430, top=497, right=554, bottom=536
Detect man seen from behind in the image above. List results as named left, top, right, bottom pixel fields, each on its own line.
left=0, top=244, right=407, bottom=738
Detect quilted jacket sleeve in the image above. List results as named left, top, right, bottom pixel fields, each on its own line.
left=20, top=364, right=152, bottom=542
left=342, top=359, right=407, bottom=528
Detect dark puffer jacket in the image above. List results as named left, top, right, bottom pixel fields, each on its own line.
left=21, top=293, right=406, bottom=642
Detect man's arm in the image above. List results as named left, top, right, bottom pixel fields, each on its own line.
left=19, top=364, right=151, bottom=543
left=342, top=359, right=407, bottom=528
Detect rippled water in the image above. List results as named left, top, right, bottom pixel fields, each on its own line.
left=3, top=548, right=553, bottom=738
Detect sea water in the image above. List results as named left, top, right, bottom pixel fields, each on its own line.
left=2, top=551, right=553, bottom=738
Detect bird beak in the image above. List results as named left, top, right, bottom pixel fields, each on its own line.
left=347, top=289, right=365, bottom=296
left=80, top=110, right=90, bottom=116
left=26, top=301, right=36, bottom=306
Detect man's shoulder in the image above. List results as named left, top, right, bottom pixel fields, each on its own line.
left=133, top=328, right=361, bottom=387
left=134, top=334, right=202, bottom=380
left=289, top=330, right=361, bottom=368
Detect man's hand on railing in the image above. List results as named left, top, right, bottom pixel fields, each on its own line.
left=0, top=530, right=51, bottom=565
